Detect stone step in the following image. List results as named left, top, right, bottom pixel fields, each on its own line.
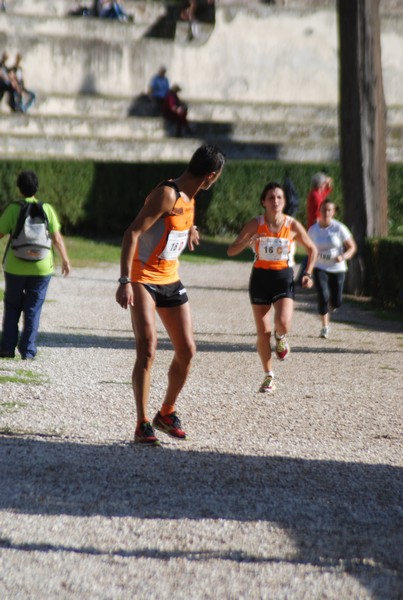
left=0, top=131, right=341, bottom=162
left=0, top=11, right=151, bottom=41
left=3, top=92, right=341, bottom=123
left=5, top=92, right=403, bottom=128
left=5, top=0, right=164, bottom=20
left=3, top=112, right=402, bottom=145
left=2, top=126, right=402, bottom=162
left=0, top=112, right=341, bottom=143
left=1, top=92, right=402, bottom=163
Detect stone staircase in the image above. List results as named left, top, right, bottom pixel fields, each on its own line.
left=1, top=92, right=403, bottom=163
left=1, top=91, right=403, bottom=163
left=1, top=1, right=403, bottom=163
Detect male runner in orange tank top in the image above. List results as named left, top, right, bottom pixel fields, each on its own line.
left=116, top=144, right=225, bottom=445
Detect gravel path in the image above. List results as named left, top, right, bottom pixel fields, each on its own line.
left=0, top=261, right=402, bottom=599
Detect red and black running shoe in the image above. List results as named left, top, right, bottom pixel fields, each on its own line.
left=134, top=421, right=160, bottom=446
left=152, top=411, right=187, bottom=439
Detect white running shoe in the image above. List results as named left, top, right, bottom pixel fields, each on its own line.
left=259, top=374, right=276, bottom=393
left=320, top=326, right=330, bottom=339
left=275, top=334, right=290, bottom=360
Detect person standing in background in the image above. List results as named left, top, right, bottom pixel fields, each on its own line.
left=297, top=171, right=333, bottom=285
left=306, top=171, right=333, bottom=230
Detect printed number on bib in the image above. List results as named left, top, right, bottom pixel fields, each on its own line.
left=159, top=229, right=189, bottom=260
left=319, top=248, right=340, bottom=263
left=257, top=237, right=290, bottom=262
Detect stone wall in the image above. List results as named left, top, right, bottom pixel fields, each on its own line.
left=0, top=2, right=402, bottom=106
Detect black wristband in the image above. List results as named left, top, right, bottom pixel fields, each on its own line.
left=118, top=276, right=131, bottom=285
left=303, top=272, right=312, bottom=279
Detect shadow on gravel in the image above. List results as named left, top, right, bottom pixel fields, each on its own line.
left=36, top=332, right=379, bottom=355
left=0, top=435, right=401, bottom=598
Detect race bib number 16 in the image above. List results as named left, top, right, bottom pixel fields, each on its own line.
left=159, top=229, right=189, bottom=260
left=257, top=236, right=290, bottom=261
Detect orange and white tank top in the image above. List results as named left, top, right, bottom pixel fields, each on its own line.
left=131, top=181, right=194, bottom=285
left=253, top=214, right=295, bottom=271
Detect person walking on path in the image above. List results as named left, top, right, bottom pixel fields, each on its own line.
left=0, top=170, right=71, bottom=360
left=308, top=199, right=357, bottom=339
left=115, top=144, right=225, bottom=445
left=227, top=181, right=317, bottom=394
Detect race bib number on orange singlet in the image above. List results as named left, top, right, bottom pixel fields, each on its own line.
left=158, top=229, right=189, bottom=261
left=256, top=236, right=290, bottom=261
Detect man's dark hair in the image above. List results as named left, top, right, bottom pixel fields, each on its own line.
left=17, top=170, right=39, bottom=197
left=259, top=181, right=284, bottom=205
left=187, top=144, right=226, bottom=177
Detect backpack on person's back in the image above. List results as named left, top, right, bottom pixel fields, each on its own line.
left=10, top=201, right=52, bottom=261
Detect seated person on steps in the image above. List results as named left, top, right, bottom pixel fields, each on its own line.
left=162, top=84, right=193, bottom=137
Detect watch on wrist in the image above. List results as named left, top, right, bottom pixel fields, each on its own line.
left=118, top=276, right=131, bottom=285
left=303, top=272, right=312, bottom=279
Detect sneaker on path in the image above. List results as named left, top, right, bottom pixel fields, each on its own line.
left=320, top=326, right=330, bottom=339
left=153, top=411, right=187, bottom=439
left=259, top=374, right=276, bottom=393
left=275, top=335, right=290, bottom=360
left=134, top=421, right=160, bottom=446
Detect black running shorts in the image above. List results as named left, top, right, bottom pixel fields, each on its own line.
left=249, top=267, right=295, bottom=305
left=143, top=280, right=189, bottom=307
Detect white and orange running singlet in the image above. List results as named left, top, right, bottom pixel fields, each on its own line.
left=253, top=214, right=295, bottom=271
left=131, top=181, right=195, bottom=285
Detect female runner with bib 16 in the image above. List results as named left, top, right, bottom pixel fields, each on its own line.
left=227, top=181, right=317, bottom=394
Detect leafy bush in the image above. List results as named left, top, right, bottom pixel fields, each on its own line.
left=0, top=159, right=401, bottom=239
left=0, top=160, right=93, bottom=232
left=206, top=161, right=343, bottom=235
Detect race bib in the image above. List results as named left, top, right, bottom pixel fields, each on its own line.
left=319, top=248, right=340, bottom=263
left=158, top=229, right=189, bottom=260
left=257, top=236, right=290, bottom=261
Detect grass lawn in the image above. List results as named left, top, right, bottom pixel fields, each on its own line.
left=0, top=232, right=307, bottom=269
left=60, top=235, right=256, bottom=267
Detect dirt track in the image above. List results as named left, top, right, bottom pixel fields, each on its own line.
left=0, top=261, right=402, bottom=599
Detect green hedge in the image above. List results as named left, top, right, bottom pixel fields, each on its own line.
left=0, top=159, right=401, bottom=237
left=204, top=161, right=344, bottom=234
left=0, top=160, right=94, bottom=232
left=1, top=159, right=402, bottom=309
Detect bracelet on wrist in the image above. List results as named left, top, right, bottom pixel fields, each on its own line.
left=303, top=272, right=312, bottom=279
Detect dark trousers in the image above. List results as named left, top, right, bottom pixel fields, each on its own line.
left=1, top=273, right=51, bottom=358
left=313, top=268, right=345, bottom=315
